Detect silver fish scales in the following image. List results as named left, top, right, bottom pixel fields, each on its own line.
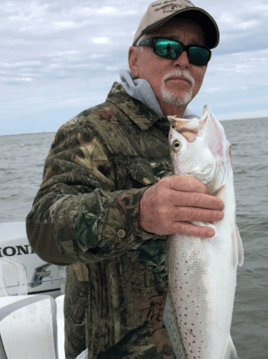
left=163, top=105, right=244, bottom=359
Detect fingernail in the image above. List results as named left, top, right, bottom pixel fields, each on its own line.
left=208, top=229, right=215, bottom=237
left=218, top=212, right=224, bottom=219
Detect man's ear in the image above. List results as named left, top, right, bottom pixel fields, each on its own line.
left=128, top=46, right=140, bottom=79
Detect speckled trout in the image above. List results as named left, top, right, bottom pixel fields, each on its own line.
left=163, top=105, right=244, bottom=359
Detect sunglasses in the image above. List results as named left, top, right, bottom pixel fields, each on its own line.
left=136, top=37, right=211, bottom=66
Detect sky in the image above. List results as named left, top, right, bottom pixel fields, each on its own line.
left=1, top=0, right=268, bottom=135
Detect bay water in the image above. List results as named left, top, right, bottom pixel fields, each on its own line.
left=1, top=117, right=268, bottom=358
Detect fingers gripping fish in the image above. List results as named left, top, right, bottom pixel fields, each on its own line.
left=163, top=105, right=244, bottom=359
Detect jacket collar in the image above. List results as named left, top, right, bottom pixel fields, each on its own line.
left=106, top=82, right=168, bottom=131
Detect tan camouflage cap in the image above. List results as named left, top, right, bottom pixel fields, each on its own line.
left=133, top=0, right=219, bottom=49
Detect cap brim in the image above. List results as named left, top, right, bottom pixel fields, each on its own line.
left=140, top=7, right=219, bottom=49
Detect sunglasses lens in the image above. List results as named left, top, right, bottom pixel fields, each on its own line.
left=188, top=47, right=211, bottom=66
left=154, top=38, right=210, bottom=66
left=155, top=39, right=182, bottom=60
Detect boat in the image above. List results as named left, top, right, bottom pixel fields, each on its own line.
left=0, top=222, right=69, bottom=359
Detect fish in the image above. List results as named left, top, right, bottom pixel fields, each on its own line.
left=163, top=105, right=244, bottom=359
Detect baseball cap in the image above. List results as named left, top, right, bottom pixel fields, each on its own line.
left=133, top=0, right=219, bottom=49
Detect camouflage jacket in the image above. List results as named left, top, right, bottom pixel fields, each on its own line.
left=26, top=82, right=176, bottom=359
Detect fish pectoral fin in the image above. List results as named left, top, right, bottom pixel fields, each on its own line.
left=224, top=336, right=239, bottom=359
left=235, top=225, right=244, bottom=267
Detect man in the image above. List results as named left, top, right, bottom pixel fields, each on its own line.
left=26, top=1, right=223, bottom=358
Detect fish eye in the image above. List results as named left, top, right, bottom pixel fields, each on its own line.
left=173, top=141, right=181, bottom=152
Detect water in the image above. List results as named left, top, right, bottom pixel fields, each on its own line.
left=1, top=118, right=268, bottom=358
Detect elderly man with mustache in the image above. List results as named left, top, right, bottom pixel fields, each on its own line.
left=26, top=1, right=223, bottom=358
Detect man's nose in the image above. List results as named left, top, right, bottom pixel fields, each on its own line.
left=173, top=50, right=190, bottom=68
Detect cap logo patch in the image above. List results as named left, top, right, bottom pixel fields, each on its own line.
left=152, top=0, right=194, bottom=13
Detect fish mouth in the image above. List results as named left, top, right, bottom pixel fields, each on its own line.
left=179, top=128, right=198, bottom=134
left=179, top=130, right=197, bottom=142
left=171, top=127, right=198, bottom=142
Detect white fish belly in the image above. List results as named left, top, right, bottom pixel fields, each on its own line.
left=164, top=183, right=238, bottom=359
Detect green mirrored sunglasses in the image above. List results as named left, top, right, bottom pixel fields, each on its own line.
left=136, top=37, right=211, bottom=66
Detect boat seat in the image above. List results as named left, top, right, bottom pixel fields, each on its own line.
left=0, top=257, right=28, bottom=296
left=0, top=295, right=58, bottom=359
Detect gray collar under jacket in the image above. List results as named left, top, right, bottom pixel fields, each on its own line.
left=119, top=69, right=199, bottom=120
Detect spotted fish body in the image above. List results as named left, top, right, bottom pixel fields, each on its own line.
left=163, top=105, right=244, bottom=359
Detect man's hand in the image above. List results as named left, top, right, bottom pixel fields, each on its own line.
left=139, top=175, right=224, bottom=238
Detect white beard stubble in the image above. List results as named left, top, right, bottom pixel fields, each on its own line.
left=161, top=70, right=195, bottom=107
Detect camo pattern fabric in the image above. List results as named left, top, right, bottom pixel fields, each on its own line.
left=26, top=82, right=176, bottom=359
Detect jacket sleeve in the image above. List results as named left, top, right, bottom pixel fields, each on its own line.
left=26, top=118, right=155, bottom=266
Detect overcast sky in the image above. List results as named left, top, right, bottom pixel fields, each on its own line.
left=1, top=0, right=268, bottom=135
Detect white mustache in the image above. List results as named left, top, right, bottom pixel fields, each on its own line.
left=162, top=70, right=195, bottom=87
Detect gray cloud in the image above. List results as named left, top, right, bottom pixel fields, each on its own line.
left=0, top=0, right=267, bottom=135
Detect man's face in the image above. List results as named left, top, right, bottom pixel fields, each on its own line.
left=129, top=18, right=208, bottom=114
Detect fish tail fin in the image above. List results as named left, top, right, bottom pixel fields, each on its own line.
left=224, top=336, right=239, bottom=359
